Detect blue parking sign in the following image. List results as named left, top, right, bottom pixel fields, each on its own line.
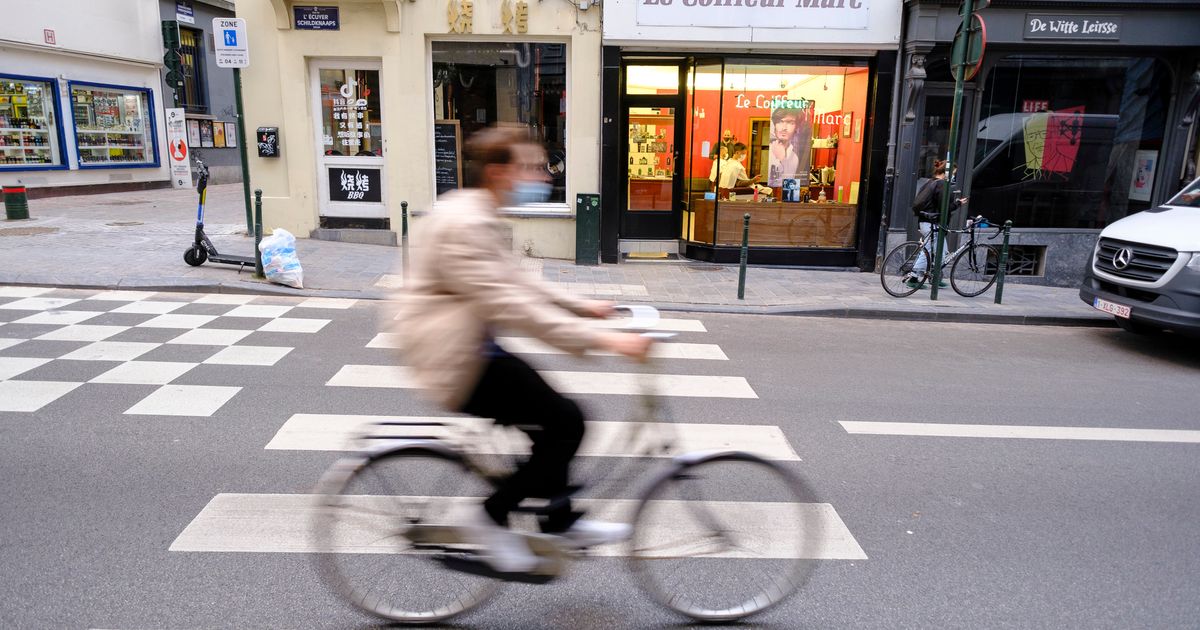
left=223, top=30, right=237, bottom=46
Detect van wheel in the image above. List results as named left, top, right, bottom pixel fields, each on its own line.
left=1116, top=318, right=1160, bottom=335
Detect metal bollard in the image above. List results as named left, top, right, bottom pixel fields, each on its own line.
left=3, top=182, right=30, bottom=220
left=401, top=201, right=410, bottom=278
left=737, top=213, right=750, bottom=300
left=253, top=189, right=265, bottom=279
left=994, top=220, right=1012, bottom=304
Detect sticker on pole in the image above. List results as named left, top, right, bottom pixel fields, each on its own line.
left=213, top=17, right=248, bottom=68
left=165, top=108, right=191, bottom=189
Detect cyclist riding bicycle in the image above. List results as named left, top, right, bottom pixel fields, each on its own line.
left=391, top=126, right=652, bottom=574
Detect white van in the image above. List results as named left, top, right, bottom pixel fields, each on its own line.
left=1079, top=176, right=1200, bottom=336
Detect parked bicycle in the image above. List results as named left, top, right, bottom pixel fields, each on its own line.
left=881, top=215, right=1003, bottom=298
left=311, top=306, right=820, bottom=624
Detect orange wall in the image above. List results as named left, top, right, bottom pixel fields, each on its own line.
left=687, top=89, right=788, bottom=178
left=833, top=69, right=869, bottom=203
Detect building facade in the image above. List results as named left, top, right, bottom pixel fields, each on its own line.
left=0, top=0, right=169, bottom=195
left=159, top=0, right=245, bottom=184
left=238, top=0, right=601, bottom=256
left=888, top=0, right=1200, bottom=286
left=599, top=0, right=903, bottom=266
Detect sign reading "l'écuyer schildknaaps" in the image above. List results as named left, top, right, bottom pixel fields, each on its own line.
left=294, top=5, right=340, bottom=30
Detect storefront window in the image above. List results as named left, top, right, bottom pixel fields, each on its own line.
left=432, top=42, right=567, bottom=203
left=683, top=61, right=869, bottom=248
left=0, top=76, right=64, bottom=169
left=973, top=56, right=1171, bottom=229
left=318, top=69, right=383, bottom=157
left=70, top=83, right=156, bottom=167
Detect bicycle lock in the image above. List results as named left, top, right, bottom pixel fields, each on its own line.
left=253, top=189, right=265, bottom=279
left=737, top=213, right=750, bottom=300
left=994, top=220, right=1012, bottom=304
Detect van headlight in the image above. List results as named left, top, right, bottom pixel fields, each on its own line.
left=1189, top=253, right=1200, bottom=270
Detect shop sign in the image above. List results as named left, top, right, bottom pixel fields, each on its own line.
left=213, top=17, right=249, bottom=68
left=176, top=0, right=195, bottom=25
left=1024, top=14, right=1121, bottom=40
left=637, top=0, right=870, bottom=30
left=165, top=108, right=191, bottom=189
left=332, top=80, right=370, bottom=149
left=1022, top=100, right=1049, bottom=113
left=328, top=167, right=382, bottom=203
left=502, top=0, right=529, bottom=34
left=448, top=0, right=474, bottom=33
left=294, top=6, right=340, bottom=30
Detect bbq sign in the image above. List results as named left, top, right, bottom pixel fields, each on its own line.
left=328, top=167, right=382, bottom=203
left=637, top=0, right=869, bottom=29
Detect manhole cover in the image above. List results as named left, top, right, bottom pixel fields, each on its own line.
left=106, top=221, right=144, bottom=227
left=0, top=226, right=58, bottom=236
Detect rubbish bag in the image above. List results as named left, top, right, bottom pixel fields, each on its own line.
left=259, top=228, right=304, bottom=289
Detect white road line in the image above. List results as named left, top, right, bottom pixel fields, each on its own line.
left=35, top=325, right=129, bottom=342
left=839, top=421, right=1200, bottom=444
left=327, top=365, right=757, bottom=399
left=388, top=314, right=709, bottom=333
left=13, top=310, right=101, bottom=325
left=85, top=290, right=156, bottom=302
left=0, top=297, right=80, bottom=311
left=0, top=286, right=53, bottom=298
left=258, top=318, right=329, bottom=333
left=124, top=384, right=241, bottom=416
left=203, top=345, right=293, bottom=366
left=170, top=493, right=866, bottom=560
left=166, top=328, right=254, bottom=346
left=0, top=357, right=52, bottom=380
left=224, top=305, right=294, bottom=319
left=60, top=342, right=160, bottom=362
left=194, top=294, right=257, bottom=305
left=0, top=380, right=82, bottom=412
left=264, top=414, right=799, bottom=460
left=91, top=361, right=197, bottom=385
left=296, top=297, right=357, bottom=309
left=365, top=333, right=728, bottom=360
left=112, top=300, right=187, bottom=315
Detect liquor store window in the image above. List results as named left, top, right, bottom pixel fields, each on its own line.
left=972, top=56, right=1171, bottom=229
left=179, top=27, right=208, bottom=114
left=681, top=60, right=870, bottom=248
left=0, top=75, right=66, bottom=170
left=70, top=82, right=158, bottom=168
left=431, top=42, right=567, bottom=204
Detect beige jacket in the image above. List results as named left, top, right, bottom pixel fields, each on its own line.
left=391, top=189, right=603, bottom=409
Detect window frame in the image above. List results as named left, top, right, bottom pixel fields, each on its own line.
left=0, top=73, right=69, bottom=172
left=68, top=80, right=161, bottom=170
left=178, top=26, right=209, bottom=115
left=428, top=37, right=572, bottom=215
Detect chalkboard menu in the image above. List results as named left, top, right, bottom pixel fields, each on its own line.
left=434, top=120, right=462, bottom=195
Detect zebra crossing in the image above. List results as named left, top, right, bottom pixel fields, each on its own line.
left=168, top=304, right=867, bottom=561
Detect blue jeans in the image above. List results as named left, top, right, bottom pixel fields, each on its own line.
left=913, top=222, right=935, bottom=276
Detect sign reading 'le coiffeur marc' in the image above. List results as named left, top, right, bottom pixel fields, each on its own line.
left=1024, top=14, right=1122, bottom=40
left=638, top=0, right=869, bottom=30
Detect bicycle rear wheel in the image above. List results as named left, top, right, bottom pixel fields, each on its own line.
left=950, top=244, right=1000, bottom=297
left=628, top=452, right=820, bottom=622
left=312, top=445, right=500, bottom=624
left=881, top=241, right=929, bottom=297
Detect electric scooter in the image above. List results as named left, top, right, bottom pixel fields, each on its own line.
left=183, top=157, right=256, bottom=270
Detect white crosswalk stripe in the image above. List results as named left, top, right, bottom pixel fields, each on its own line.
left=264, top=413, right=800, bottom=460
left=326, top=364, right=757, bottom=398
left=391, top=313, right=709, bottom=333
left=841, top=420, right=1200, bottom=444
left=366, top=333, right=727, bottom=360
left=170, top=493, right=867, bottom=560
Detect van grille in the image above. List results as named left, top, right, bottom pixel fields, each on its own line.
left=1095, top=238, right=1177, bottom=282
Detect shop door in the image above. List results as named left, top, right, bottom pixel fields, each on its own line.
left=622, top=104, right=681, bottom=238
left=311, top=61, right=387, bottom=226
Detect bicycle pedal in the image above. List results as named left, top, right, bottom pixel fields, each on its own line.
left=438, top=554, right=559, bottom=585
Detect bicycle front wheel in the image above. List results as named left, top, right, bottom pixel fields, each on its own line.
left=312, top=445, right=500, bottom=624
left=950, top=244, right=1000, bottom=297
left=881, top=241, right=930, bottom=297
left=628, top=452, right=820, bottom=622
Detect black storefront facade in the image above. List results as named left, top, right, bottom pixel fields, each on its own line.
left=888, top=0, right=1200, bottom=287
left=598, top=0, right=904, bottom=266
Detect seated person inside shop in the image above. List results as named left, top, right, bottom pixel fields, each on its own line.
left=716, top=143, right=761, bottom=199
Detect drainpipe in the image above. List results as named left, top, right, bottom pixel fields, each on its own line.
left=875, top=5, right=910, bottom=268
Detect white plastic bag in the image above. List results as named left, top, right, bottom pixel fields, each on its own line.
left=258, top=228, right=304, bottom=289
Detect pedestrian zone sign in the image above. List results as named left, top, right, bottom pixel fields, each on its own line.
left=213, top=17, right=248, bottom=68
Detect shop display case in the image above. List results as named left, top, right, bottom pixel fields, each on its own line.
left=69, top=82, right=158, bottom=168
left=0, top=75, right=65, bottom=169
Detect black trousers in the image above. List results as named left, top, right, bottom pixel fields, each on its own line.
left=460, top=350, right=585, bottom=533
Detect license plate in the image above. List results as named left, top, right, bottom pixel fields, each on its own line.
left=1093, top=297, right=1131, bottom=319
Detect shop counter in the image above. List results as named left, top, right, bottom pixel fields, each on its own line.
left=690, top=199, right=858, bottom=248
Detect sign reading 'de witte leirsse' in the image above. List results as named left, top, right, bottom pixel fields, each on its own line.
left=1024, top=14, right=1122, bottom=40
left=638, top=0, right=869, bottom=30
left=294, top=6, right=340, bottom=30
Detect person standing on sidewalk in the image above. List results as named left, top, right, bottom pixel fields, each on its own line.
left=390, top=125, right=652, bottom=574
left=908, top=160, right=967, bottom=289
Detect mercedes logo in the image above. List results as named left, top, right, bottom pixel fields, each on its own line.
left=1113, top=247, right=1134, bottom=270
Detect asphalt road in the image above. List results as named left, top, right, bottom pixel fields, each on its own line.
left=2, top=289, right=1198, bottom=629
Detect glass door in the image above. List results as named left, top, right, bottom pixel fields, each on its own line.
left=621, top=63, right=684, bottom=240
left=311, top=60, right=386, bottom=226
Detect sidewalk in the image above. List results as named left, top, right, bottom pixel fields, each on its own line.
left=0, top=184, right=1109, bottom=326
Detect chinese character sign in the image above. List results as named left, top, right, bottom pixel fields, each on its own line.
left=328, top=167, right=382, bottom=203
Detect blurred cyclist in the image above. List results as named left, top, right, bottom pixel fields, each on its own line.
left=392, top=126, right=651, bottom=574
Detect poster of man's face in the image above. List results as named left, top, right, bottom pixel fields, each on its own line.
left=768, top=106, right=813, bottom=187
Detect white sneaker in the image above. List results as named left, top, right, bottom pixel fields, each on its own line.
left=559, top=519, right=632, bottom=549
left=461, top=507, right=539, bottom=573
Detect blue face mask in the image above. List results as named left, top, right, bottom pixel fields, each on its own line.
left=507, top=181, right=552, bottom=206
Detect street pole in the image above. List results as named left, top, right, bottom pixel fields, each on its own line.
left=233, top=68, right=253, bottom=237
left=931, top=0, right=977, bottom=301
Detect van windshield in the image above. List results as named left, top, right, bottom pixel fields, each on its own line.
left=1166, top=178, right=1200, bottom=208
